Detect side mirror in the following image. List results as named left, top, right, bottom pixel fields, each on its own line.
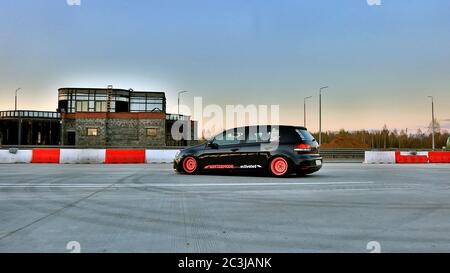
left=208, top=142, right=219, bottom=149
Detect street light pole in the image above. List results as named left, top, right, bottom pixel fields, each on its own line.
left=319, top=86, right=329, bottom=146
left=178, top=91, right=188, bottom=116
left=428, top=96, right=435, bottom=151
left=15, top=88, right=22, bottom=111
left=303, top=96, right=312, bottom=128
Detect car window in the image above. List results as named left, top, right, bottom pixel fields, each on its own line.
left=246, top=127, right=272, bottom=143
left=270, top=127, right=280, bottom=142
left=295, top=129, right=315, bottom=141
left=213, top=128, right=245, bottom=146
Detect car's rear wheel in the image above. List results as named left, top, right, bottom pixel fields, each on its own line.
left=182, top=156, right=198, bottom=174
left=268, top=156, right=290, bottom=177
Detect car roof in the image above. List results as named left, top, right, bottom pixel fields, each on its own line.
left=230, top=125, right=308, bottom=131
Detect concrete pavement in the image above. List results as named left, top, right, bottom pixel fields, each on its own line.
left=0, top=163, right=449, bottom=252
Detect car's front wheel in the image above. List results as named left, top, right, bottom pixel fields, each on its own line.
left=181, top=156, right=199, bottom=174
left=268, top=156, right=290, bottom=177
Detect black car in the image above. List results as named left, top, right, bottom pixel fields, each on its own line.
left=174, top=125, right=322, bottom=177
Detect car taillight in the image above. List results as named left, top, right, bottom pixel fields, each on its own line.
left=294, top=143, right=312, bottom=152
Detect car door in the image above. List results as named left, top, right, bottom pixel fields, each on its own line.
left=236, top=126, right=272, bottom=170
left=199, top=128, right=245, bottom=170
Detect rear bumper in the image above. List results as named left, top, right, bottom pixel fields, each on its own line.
left=294, top=155, right=323, bottom=174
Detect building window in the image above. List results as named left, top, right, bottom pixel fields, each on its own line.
left=87, top=128, right=98, bottom=136
left=146, top=128, right=158, bottom=137
left=130, top=95, right=164, bottom=112
left=95, top=101, right=107, bottom=112
left=76, top=101, right=89, bottom=112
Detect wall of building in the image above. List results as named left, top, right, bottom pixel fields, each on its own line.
left=62, top=112, right=166, bottom=147
left=165, top=119, right=199, bottom=147
left=65, top=118, right=107, bottom=147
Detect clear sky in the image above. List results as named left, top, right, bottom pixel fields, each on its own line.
left=1, top=0, right=449, bottom=133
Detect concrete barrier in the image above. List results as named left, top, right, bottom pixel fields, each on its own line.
left=31, top=148, right=60, bottom=163
left=60, top=149, right=106, bottom=164
left=105, top=149, right=146, bottom=164
left=146, top=149, right=180, bottom=163
left=0, top=150, right=32, bottom=163
left=396, top=151, right=429, bottom=164
left=364, top=151, right=396, bottom=164
left=428, top=152, right=450, bottom=163
left=6, top=148, right=446, bottom=165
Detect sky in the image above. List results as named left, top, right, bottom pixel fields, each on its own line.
left=0, top=0, right=449, bottom=133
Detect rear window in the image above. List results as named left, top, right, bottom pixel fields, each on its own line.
left=295, top=129, right=316, bottom=141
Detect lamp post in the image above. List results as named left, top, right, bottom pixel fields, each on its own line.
left=319, top=86, right=329, bottom=146
left=428, top=96, right=435, bottom=151
left=15, top=88, right=22, bottom=111
left=178, top=91, right=188, bottom=116
left=303, top=96, right=312, bottom=128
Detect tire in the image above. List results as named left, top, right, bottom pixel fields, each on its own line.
left=181, top=156, right=198, bottom=175
left=268, top=156, right=291, bottom=177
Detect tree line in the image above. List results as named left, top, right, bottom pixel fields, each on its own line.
left=314, top=123, right=449, bottom=150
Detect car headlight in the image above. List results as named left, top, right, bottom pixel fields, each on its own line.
left=175, top=150, right=181, bottom=158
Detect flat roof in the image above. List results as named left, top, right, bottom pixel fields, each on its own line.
left=58, top=87, right=165, bottom=96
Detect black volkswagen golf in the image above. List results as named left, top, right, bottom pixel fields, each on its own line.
left=174, top=125, right=322, bottom=177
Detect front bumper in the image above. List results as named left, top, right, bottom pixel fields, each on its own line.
left=173, top=157, right=182, bottom=172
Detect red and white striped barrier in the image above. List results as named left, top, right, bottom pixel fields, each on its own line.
left=0, top=150, right=32, bottom=164
left=0, top=149, right=181, bottom=164
left=32, top=149, right=61, bottom=163
left=364, top=151, right=396, bottom=164
left=2, top=149, right=449, bottom=164
left=105, top=149, right=146, bottom=164
left=60, top=149, right=106, bottom=164
left=365, top=151, right=450, bottom=164
left=145, top=149, right=180, bottom=163
left=428, top=152, right=450, bottom=163
left=395, top=151, right=429, bottom=164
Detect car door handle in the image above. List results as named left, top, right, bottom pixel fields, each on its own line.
left=230, top=148, right=240, bottom=152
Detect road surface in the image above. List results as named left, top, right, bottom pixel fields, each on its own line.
left=0, top=163, right=449, bottom=252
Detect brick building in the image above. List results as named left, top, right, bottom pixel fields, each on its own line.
left=58, top=87, right=196, bottom=148
left=61, top=112, right=167, bottom=147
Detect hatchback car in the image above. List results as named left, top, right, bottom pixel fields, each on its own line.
left=174, top=125, right=322, bottom=177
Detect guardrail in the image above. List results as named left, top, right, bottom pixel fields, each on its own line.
left=321, top=148, right=440, bottom=157
left=319, top=149, right=366, bottom=159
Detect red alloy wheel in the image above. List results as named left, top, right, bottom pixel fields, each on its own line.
left=182, top=157, right=198, bottom=174
left=270, top=157, right=289, bottom=176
